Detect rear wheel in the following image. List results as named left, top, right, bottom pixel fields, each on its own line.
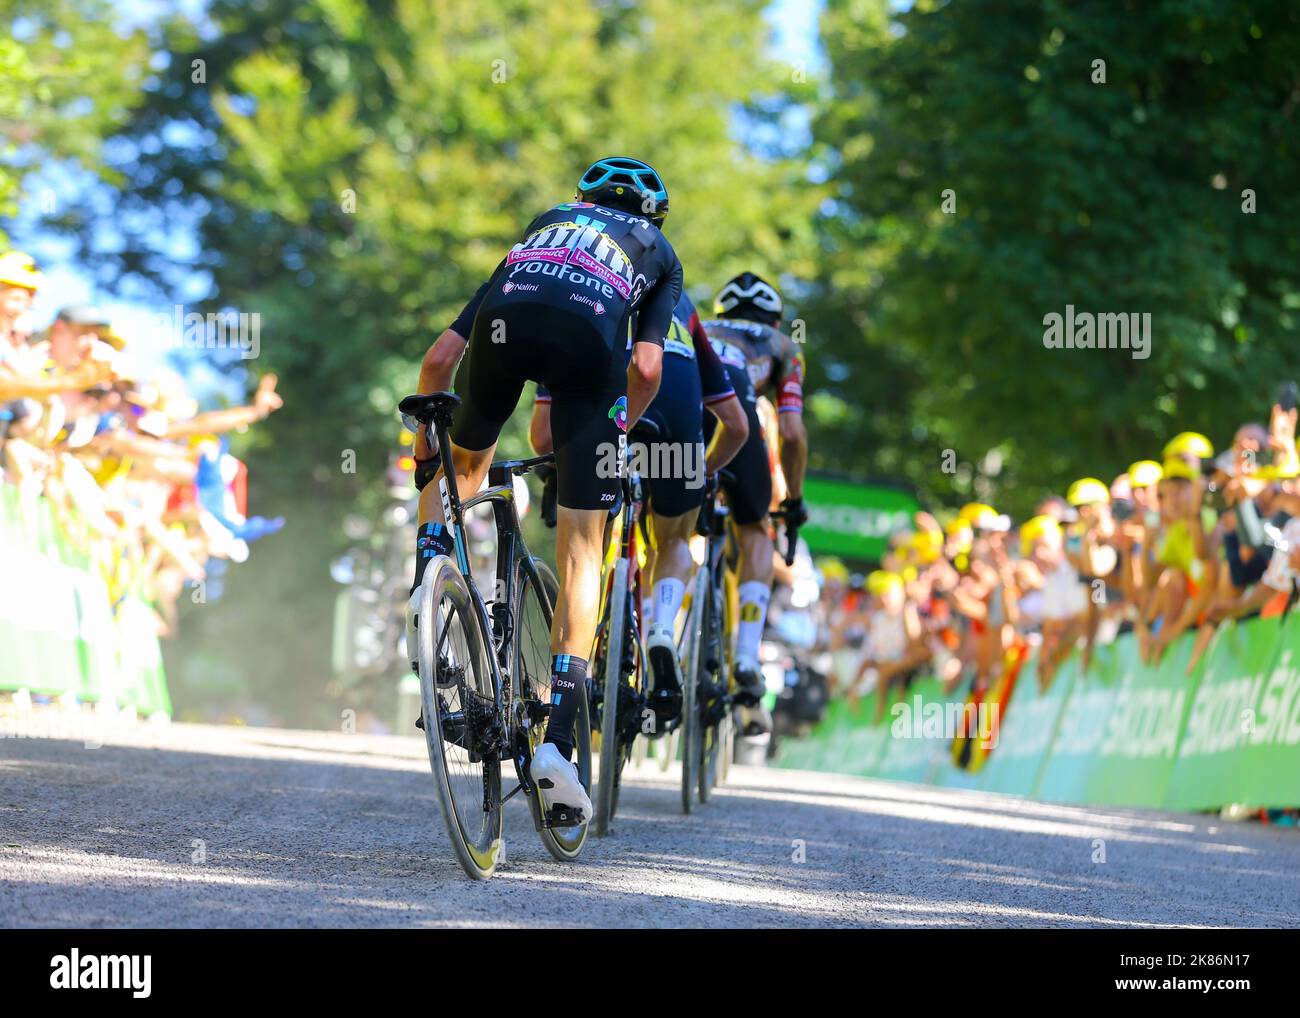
left=417, top=557, right=502, bottom=880
left=679, top=569, right=710, bottom=812
left=515, top=558, right=590, bottom=862
left=697, top=567, right=726, bottom=802
left=593, top=559, right=629, bottom=836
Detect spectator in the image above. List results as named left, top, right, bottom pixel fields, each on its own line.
left=849, top=570, right=929, bottom=722
left=1, top=266, right=283, bottom=639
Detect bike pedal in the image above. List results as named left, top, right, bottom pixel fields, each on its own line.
left=542, top=804, right=586, bottom=829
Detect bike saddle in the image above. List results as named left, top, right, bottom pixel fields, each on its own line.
left=398, top=392, right=461, bottom=425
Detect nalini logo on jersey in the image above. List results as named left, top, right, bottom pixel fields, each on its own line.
left=508, top=221, right=636, bottom=299
left=570, top=292, right=606, bottom=315
left=501, top=281, right=539, bottom=295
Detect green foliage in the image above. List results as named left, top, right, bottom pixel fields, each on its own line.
left=810, top=0, right=1300, bottom=516
left=0, top=0, right=149, bottom=241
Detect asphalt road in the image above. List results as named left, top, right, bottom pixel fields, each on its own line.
left=2, top=721, right=1298, bottom=928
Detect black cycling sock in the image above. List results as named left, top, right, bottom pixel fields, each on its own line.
left=543, top=654, right=588, bottom=761
left=411, top=522, right=455, bottom=594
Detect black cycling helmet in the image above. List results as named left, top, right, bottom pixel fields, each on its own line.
left=575, top=156, right=669, bottom=226
left=714, top=272, right=783, bottom=324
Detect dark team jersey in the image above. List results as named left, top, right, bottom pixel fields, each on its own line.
left=665, top=294, right=735, bottom=407
left=536, top=292, right=735, bottom=409
left=449, top=201, right=683, bottom=350
left=701, top=317, right=805, bottom=413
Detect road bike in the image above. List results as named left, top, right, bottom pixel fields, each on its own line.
left=680, top=473, right=734, bottom=806
left=399, top=392, right=591, bottom=880
left=679, top=481, right=804, bottom=804
left=590, top=421, right=687, bottom=833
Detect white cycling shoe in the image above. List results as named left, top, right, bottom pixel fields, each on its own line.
left=530, top=742, right=593, bottom=825
left=645, top=623, right=684, bottom=730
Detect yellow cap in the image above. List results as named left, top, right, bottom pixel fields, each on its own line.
left=1066, top=477, right=1110, bottom=507
left=1161, top=456, right=1199, bottom=481
left=1128, top=459, right=1164, bottom=488
left=0, top=251, right=44, bottom=291
left=866, top=570, right=904, bottom=596
left=1019, top=514, right=1062, bottom=557
left=1163, top=432, right=1214, bottom=460
left=819, top=558, right=849, bottom=583
left=959, top=502, right=998, bottom=527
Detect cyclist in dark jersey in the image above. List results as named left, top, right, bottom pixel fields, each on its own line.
left=409, top=157, right=681, bottom=823
left=639, top=293, right=748, bottom=726
left=700, top=272, right=809, bottom=715
left=529, top=292, right=749, bottom=728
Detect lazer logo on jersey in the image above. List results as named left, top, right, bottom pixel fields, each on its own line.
left=508, top=221, right=638, bottom=299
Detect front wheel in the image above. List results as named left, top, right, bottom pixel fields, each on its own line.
left=417, top=556, right=502, bottom=880
left=515, top=558, right=590, bottom=862
left=679, top=568, right=710, bottom=812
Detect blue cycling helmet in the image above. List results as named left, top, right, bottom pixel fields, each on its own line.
left=575, top=156, right=669, bottom=226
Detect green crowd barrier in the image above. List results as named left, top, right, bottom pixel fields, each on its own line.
left=0, top=485, right=171, bottom=717
left=777, top=613, right=1300, bottom=811
left=875, top=676, right=952, bottom=784
left=1166, top=615, right=1300, bottom=810
left=976, top=653, right=1072, bottom=797
left=1084, top=634, right=1195, bottom=807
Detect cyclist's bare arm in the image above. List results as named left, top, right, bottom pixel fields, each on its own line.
left=626, top=340, right=662, bottom=426
left=705, top=394, right=747, bottom=475
left=414, top=327, right=468, bottom=457
left=778, top=410, right=807, bottom=499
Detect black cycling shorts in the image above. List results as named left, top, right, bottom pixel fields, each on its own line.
left=634, top=351, right=706, bottom=518
left=451, top=299, right=624, bottom=510
left=703, top=361, right=770, bottom=526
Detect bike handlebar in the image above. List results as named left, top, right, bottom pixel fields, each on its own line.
left=770, top=507, right=801, bottom=567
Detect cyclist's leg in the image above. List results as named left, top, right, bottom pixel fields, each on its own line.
left=640, top=356, right=707, bottom=719
left=714, top=385, right=773, bottom=705
left=537, top=318, right=623, bottom=761
left=648, top=509, right=696, bottom=624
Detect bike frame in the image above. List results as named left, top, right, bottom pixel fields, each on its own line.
left=424, top=412, right=558, bottom=826
left=601, top=465, right=646, bottom=650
